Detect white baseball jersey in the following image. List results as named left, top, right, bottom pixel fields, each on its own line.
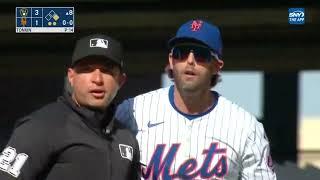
left=116, top=85, right=276, bottom=180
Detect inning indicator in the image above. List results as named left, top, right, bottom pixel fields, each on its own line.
left=16, top=7, right=74, bottom=33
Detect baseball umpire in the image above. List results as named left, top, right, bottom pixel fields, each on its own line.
left=0, top=34, right=140, bottom=180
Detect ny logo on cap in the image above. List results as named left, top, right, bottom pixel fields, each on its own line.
left=119, top=144, right=133, bottom=161
left=90, top=38, right=108, bottom=49
left=191, top=20, right=203, bottom=31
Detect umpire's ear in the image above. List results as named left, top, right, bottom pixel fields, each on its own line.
left=67, top=68, right=75, bottom=88
left=64, top=75, right=73, bottom=94
left=118, top=73, right=127, bottom=88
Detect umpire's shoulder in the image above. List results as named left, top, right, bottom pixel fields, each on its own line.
left=113, top=119, right=139, bottom=148
left=14, top=100, right=68, bottom=129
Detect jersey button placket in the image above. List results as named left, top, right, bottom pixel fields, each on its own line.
left=184, top=123, right=193, bottom=158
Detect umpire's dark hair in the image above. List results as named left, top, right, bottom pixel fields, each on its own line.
left=164, top=64, right=221, bottom=87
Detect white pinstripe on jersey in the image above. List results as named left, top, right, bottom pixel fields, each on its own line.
left=116, top=85, right=276, bottom=180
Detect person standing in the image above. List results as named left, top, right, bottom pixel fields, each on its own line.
left=0, top=34, right=140, bottom=180
left=116, top=20, right=276, bottom=179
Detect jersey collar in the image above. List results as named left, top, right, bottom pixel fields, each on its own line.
left=168, top=85, right=219, bottom=120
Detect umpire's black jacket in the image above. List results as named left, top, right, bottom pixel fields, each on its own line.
left=0, top=93, right=140, bottom=180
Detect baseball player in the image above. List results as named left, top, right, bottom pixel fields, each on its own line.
left=116, top=19, right=276, bottom=179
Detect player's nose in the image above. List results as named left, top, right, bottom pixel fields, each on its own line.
left=186, top=52, right=196, bottom=65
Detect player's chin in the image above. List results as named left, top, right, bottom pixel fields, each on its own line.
left=180, top=82, right=200, bottom=91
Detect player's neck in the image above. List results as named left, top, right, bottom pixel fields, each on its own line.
left=173, top=86, right=214, bottom=115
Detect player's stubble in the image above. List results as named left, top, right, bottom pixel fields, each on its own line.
left=172, top=66, right=212, bottom=94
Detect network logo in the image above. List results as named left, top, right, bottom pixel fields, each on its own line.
left=288, top=8, right=305, bottom=25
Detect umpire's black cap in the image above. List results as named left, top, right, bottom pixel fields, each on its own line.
left=71, top=34, right=124, bottom=67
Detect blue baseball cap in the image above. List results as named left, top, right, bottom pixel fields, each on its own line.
left=168, top=19, right=223, bottom=60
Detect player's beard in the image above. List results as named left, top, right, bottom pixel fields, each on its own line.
left=173, top=69, right=211, bottom=93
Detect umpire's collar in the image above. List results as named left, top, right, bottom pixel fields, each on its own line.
left=60, top=92, right=116, bottom=136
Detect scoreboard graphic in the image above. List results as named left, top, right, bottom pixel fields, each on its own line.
left=16, top=7, right=74, bottom=33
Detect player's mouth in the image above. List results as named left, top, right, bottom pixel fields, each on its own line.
left=184, top=70, right=197, bottom=77
left=90, top=89, right=105, bottom=98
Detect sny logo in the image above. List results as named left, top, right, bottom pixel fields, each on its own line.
left=288, top=8, right=305, bottom=25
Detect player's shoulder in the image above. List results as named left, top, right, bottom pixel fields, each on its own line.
left=120, top=87, right=170, bottom=112
left=216, top=93, right=268, bottom=143
left=216, top=94, right=252, bottom=114
left=118, top=87, right=169, bottom=107
left=216, top=93, right=259, bottom=125
left=134, top=86, right=169, bottom=100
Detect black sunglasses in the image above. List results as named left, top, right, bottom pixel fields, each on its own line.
left=171, top=44, right=217, bottom=63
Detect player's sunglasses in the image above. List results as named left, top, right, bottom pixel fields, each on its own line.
left=171, top=44, right=217, bottom=63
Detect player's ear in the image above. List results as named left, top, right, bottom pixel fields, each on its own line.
left=168, top=52, right=174, bottom=69
left=67, top=68, right=75, bottom=87
left=212, top=59, right=224, bottom=74
left=217, top=59, right=224, bottom=69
